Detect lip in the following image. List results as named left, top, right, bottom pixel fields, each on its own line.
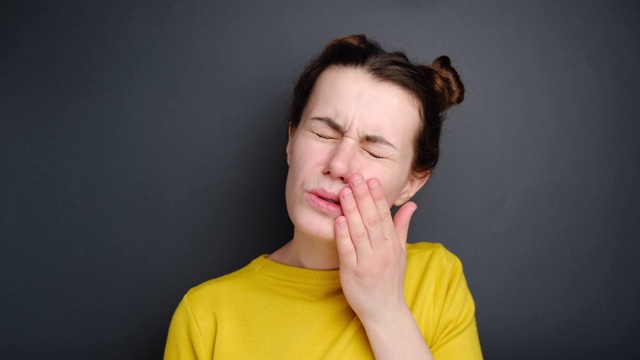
left=305, top=188, right=343, bottom=215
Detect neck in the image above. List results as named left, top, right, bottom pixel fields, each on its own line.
left=269, top=228, right=340, bottom=270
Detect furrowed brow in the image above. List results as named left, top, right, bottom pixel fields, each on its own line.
left=310, top=116, right=398, bottom=150
left=364, top=134, right=398, bottom=150
left=310, top=117, right=343, bottom=133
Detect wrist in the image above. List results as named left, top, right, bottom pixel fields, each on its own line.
left=359, top=302, right=414, bottom=332
left=359, top=305, right=433, bottom=360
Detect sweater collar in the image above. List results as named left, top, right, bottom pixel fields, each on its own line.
left=249, top=255, right=341, bottom=285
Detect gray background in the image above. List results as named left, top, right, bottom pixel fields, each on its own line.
left=1, top=1, right=639, bottom=359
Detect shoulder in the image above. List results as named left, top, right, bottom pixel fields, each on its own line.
left=406, top=242, right=463, bottom=270
left=405, top=244, right=482, bottom=358
left=182, top=255, right=270, bottom=309
left=165, top=258, right=270, bottom=359
left=404, top=242, right=468, bottom=296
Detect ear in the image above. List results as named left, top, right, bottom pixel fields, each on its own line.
left=393, top=171, right=430, bottom=206
left=286, top=122, right=295, bottom=166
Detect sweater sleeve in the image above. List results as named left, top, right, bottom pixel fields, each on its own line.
left=429, top=252, right=483, bottom=360
left=164, top=294, right=210, bottom=360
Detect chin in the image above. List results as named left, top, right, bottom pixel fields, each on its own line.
left=289, top=210, right=337, bottom=242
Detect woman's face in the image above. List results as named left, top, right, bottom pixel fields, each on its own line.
left=285, top=66, right=427, bottom=241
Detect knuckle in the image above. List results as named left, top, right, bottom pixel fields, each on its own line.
left=371, top=187, right=385, bottom=200
left=338, top=243, right=356, bottom=258
left=354, top=188, right=369, bottom=200
left=342, top=201, right=357, bottom=212
left=366, top=215, right=381, bottom=228
left=354, top=263, right=375, bottom=278
left=352, top=230, right=368, bottom=242
left=353, top=268, right=368, bottom=280
left=379, top=210, right=392, bottom=222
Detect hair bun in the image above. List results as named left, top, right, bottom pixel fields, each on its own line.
left=424, top=56, right=465, bottom=110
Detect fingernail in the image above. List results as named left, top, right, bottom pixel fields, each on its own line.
left=368, top=179, right=381, bottom=192
left=342, top=189, right=354, bottom=203
left=352, top=176, right=364, bottom=187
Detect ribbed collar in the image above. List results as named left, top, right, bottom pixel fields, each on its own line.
left=247, top=255, right=341, bottom=285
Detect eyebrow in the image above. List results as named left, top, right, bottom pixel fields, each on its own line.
left=310, top=116, right=398, bottom=150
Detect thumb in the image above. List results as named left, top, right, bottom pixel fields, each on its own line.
left=393, top=201, right=418, bottom=246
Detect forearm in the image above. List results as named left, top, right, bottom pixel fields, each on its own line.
left=361, top=306, right=434, bottom=360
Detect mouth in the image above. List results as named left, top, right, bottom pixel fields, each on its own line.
left=306, top=188, right=342, bottom=215
left=309, top=189, right=340, bottom=204
left=321, top=197, right=340, bottom=205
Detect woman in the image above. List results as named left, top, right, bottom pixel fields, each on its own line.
left=165, top=34, right=482, bottom=359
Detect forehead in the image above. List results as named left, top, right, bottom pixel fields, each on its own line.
left=304, top=66, right=422, bottom=147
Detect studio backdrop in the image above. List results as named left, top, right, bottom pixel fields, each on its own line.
left=1, top=1, right=639, bottom=359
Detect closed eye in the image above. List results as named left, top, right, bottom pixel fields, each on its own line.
left=314, top=132, right=337, bottom=140
left=364, top=149, right=385, bottom=159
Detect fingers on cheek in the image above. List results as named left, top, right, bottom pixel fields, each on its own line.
left=366, top=178, right=385, bottom=201
left=367, top=179, right=391, bottom=218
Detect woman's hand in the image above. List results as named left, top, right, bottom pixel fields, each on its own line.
left=334, top=174, right=417, bottom=324
left=335, top=174, right=433, bottom=359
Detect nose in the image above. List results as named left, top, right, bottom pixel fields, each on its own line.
left=323, top=138, right=358, bottom=183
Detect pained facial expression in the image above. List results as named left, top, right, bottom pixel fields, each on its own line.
left=285, top=66, right=427, bottom=241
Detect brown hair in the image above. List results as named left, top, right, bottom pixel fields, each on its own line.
left=289, top=34, right=464, bottom=176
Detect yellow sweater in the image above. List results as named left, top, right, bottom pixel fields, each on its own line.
left=164, top=242, right=482, bottom=359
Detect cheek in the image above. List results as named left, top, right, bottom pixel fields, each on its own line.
left=383, top=185, right=404, bottom=206
left=288, top=144, right=319, bottom=181
left=292, top=139, right=328, bottom=167
left=368, top=173, right=405, bottom=207
left=375, top=158, right=414, bottom=204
